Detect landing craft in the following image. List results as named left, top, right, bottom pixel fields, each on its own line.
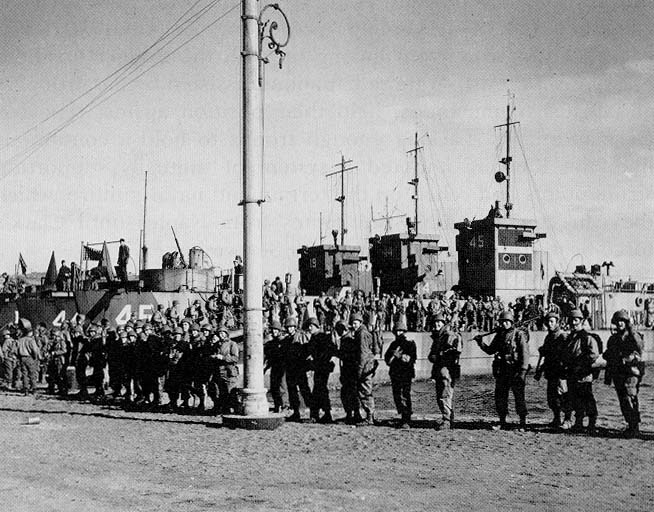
left=1, top=242, right=242, bottom=330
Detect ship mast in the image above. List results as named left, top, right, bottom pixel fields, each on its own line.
left=407, top=132, right=423, bottom=234
left=141, top=170, right=148, bottom=270
left=495, top=99, right=519, bottom=217
left=326, top=155, right=357, bottom=245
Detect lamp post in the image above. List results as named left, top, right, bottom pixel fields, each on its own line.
left=223, top=0, right=289, bottom=429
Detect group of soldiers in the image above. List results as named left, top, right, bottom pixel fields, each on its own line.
left=470, top=307, right=644, bottom=437
left=0, top=285, right=646, bottom=437
left=0, top=306, right=242, bottom=414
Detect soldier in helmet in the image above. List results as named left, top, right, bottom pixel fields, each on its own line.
left=46, top=329, right=69, bottom=395
left=475, top=310, right=530, bottom=431
left=604, top=309, right=644, bottom=437
left=306, top=317, right=338, bottom=423
left=534, top=310, right=571, bottom=429
left=207, top=326, right=240, bottom=414
left=384, top=319, right=417, bottom=428
left=335, top=320, right=361, bottom=423
left=428, top=313, right=462, bottom=430
left=351, top=313, right=377, bottom=425
left=561, top=308, right=600, bottom=434
left=283, top=317, right=313, bottom=422
left=15, top=319, right=41, bottom=395
left=87, top=323, right=107, bottom=400
left=0, top=328, right=17, bottom=390
left=164, top=327, right=186, bottom=411
left=264, top=319, right=288, bottom=413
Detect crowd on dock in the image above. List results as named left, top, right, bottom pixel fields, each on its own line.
left=0, top=277, right=645, bottom=437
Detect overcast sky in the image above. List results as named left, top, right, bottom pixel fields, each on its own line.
left=1, top=0, right=653, bottom=281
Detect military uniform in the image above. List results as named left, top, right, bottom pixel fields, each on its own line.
left=0, top=330, right=17, bottom=389
left=207, top=329, right=240, bottom=414
left=16, top=332, right=41, bottom=394
left=477, top=313, right=530, bottom=429
left=337, top=324, right=360, bottom=422
left=352, top=316, right=376, bottom=424
left=384, top=328, right=417, bottom=426
left=537, top=321, right=570, bottom=426
left=46, top=332, right=69, bottom=395
left=307, top=320, right=338, bottom=422
left=428, top=321, right=462, bottom=427
left=284, top=322, right=313, bottom=421
left=264, top=323, right=288, bottom=412
left=604, top=310, right=644, bottom=435
left=561, top=314, right=600, bottom=432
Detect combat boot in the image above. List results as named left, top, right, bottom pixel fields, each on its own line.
left=286, top=409, right=302, bottom=422
left=518, top=416, right=528, bottom=432
left=587, top=417, right=597, bottom=436
left=435, top=420, right=451, bottom=431
left=491, top=416, right=508, bottom=431
left=319, top=411, right=334, bottom=424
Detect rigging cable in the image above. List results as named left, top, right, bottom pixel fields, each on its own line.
left=514, top=125, right=567, bottom=271
left=1, top=0, right=208, bottom=151
left=3, top=0, right=229, bottom=172
left=1, top=1, right=239, bottom=181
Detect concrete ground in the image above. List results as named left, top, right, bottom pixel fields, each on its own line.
left=0, top=372, right=652, bottom=512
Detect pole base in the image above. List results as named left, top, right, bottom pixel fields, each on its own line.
left=222, top=412, right=286, bottom=430
left=237, top=387, right=269, bottom=416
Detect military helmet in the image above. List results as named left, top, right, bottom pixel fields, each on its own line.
left=350, top=313, right=363, bottom=324
left=303, top=317, right=320, bottom=330
left=270, top=320, right=282, bottom=331
left=18, top=318, right=32, bottom=332
left=173, top=327, right=184, bottom=335
left=568, top=308, right=584, bottom=320
left=334, top=321, right=348, bottom=335
left=498, top=311, right=514, bottom=323
left=432, top=313, right=447, bottom=324
left=200, top=323, right=212, bottom=331
left=135, top=320, right=145, bottom=329
left=87, top=323, right=99, bottom=333
left=544, top=310, right=560, bottom=320
left=181, top=318, right=191, bottom=325
left=611, top=309, right=630, bottom=324
left=1, top=329, right=10, bottom=336
left=394, top=319, right=407, bottom=332
left=190, top=323, right=201, bottom=331
left=284, top=317, right=298, bottom=328
left=217, top=325, right=229, bottom=336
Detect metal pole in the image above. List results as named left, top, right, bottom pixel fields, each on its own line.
left=413, top=132, right=419, bottom=233
left=142, top=170, right=148, bottom=270
left=240, top=0, right=268, bottom=416
left=340, top=155, right=345, bottom=245
left=505, top=104, right=511, bottom=218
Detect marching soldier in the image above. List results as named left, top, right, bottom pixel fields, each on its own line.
left=604, top=310, right=644, bottom=437
left=428, top=313, right=462, bottom=430
left=475, top=311, right=529, bottom=431
left=384, top=320, right=417, bottom=428
left=534, top=311, right=571, bottom=429
left=306, top=317, right=338, bottom=423
left=561, top=308, right=600, bottom=434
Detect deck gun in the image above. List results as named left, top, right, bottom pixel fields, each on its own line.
left=171, top=226, right=187, bottom=268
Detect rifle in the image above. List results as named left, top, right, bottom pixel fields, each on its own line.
left=473, top=314, right=540, bottom=341
left=171, top=226, right=187, bottom=268
left=533, top=354, right=544, bottom=381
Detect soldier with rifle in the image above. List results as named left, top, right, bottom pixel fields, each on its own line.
left=474, top=311, right=530, bottom=431
left=534, top=311, right=571, bottom=429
